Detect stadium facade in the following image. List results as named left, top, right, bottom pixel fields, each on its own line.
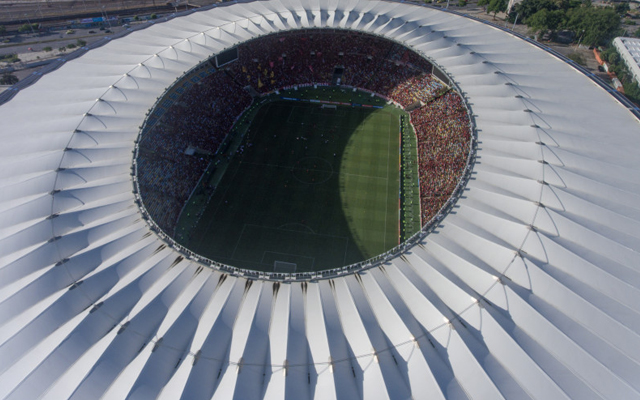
left=1, top=0, right=640, bottom=399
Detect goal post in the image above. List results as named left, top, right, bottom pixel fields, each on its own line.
left=274, top=261, right=297, bottom=273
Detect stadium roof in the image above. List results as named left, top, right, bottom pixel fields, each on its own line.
left=1, top=0, right=640, bottom=398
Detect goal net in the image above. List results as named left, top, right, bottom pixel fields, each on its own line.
left=274, top=261, right=297, bottom=273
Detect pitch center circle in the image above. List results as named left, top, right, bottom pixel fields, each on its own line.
left=291, top=157, right=334, bottom=185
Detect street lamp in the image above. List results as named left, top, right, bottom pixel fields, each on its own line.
left=102, top=6, right=112, bottom=29
left=23, top=13, right=36, bottom=36
left=575, top=29, right=585, bottom=50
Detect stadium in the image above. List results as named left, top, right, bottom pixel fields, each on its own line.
left=1, top=0, right=640, bottom=399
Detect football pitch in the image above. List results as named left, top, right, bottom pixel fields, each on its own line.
left=178, top=91, right=407, bottom=272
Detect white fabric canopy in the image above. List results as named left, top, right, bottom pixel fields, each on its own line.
left=1, top=0, right=640, bottom=398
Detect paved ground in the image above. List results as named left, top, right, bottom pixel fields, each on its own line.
left=1, top=26, right=126, bottom=56
left=0, top=0, right=176, bottom=24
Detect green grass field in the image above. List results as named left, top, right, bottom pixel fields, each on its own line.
left=176, top=88, right=419, bottom=273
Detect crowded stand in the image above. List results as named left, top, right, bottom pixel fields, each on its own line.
left=227, top=29, right=436, bottom=98
left=136, top=29, right=471, bottom=236
left=136, top=71, right=252, bottom=232
left=409, top=91, right=471, bottom=223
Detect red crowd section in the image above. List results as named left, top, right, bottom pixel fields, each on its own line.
left=410, top=91, right=471, bottom=223
left=136, top=29, right=471, bottom=235
left=226, top=29, right=433, bottom=97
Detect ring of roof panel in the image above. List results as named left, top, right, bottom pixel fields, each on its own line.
left=1, top=0, right=640, bottom=399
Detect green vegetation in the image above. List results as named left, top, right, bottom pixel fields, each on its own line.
left=18, top=23, right=38, bottom=33
left=526, top=8, right=565, bottom=32
left=479, top=0, right=508, bottom=18
left=0, top=53, right=20, bottom=63
left=458, top=0, right=468, bottom=6
left=0, top=73, right=18, bottom=85
left=67, top=43, right=76, bottom=49
left=601, top=46, right=640, bottom=105
left=567, top=51, right=586, bottom=65
left=616, top=1, right=630, bottom=15
left=566, top=7, right=620, bottom=46
left=77, top=39, right=87, bottom=47
left=0, top=26, right=6, bottom=36
left=175, top=88, right=419, bottom=272
left=509, top=0, right=622, bottom=46
left=43, top=46, right=52, bottom=52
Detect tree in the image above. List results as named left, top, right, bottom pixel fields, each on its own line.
left=511, top=0, right=558, bottom=21
left=0, top=26, right=6, bottom=36
left=487, top=0, right=508, bottom=18
left=18, top=23, right=37, bottom=33
left=0, top=73, right=18, bottom=85
left=623, top=80, right=640, bottom=105
left=615, top=1, right=630, bottom=15
left=566, top=6, right=620, bottom=46
left=526, top=8, right=565, bottom=32
left=601, top=46, right=617, bottom=63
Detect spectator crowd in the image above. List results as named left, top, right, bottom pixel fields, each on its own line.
left=409, top=92, right=471, bottom=223
left=137, top=71, right=252, bottom=232
left=136, top=29, right=471, bottom=234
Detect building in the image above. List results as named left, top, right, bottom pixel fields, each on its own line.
left=0, top=1, right=640, bottom=399
left=614, top=36, right=640, bottom=86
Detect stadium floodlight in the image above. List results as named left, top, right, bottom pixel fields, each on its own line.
left=0, top=0, right=640, bottom=399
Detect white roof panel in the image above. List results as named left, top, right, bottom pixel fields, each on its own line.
left=0, top=0, right=639, bottom=398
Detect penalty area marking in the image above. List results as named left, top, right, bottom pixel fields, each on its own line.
left=277, top=222, right=316, bottom=234
left=263, top=251, right=315, bottom=270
